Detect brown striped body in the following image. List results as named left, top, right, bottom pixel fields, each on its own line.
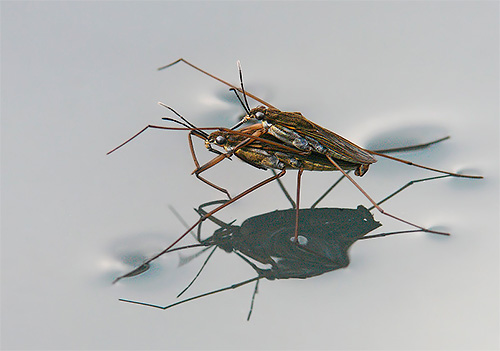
left=246, top=106, right=377, bottom=176
left=207, top=127, right=366, bottom=173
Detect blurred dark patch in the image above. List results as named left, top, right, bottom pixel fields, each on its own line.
left=118, top=203, right=386, bottom=319
left=201, top=85, right=274, bottom=126
left=116, top=171, right=453, bottom=319
left=106, top=233, right=169, bottom=284
left=365, top=125, right=448, bottom=151
left=197, top=205, right=381, bottom=280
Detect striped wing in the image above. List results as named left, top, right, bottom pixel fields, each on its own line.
left=265, top=109, right=376, bottom=165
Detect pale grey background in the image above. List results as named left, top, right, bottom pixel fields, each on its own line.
left=2, top=1, right=499, bottom=350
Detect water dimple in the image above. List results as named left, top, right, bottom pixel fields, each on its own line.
left=290, top=235, right=309, bottom=245
left=99, top=232, right=179, bottom=286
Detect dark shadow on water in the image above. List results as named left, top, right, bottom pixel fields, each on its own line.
left=104, top=233, right=171, bottom=285
left=364, top=125, right=449, bottom=151
left=116, top=172, right=452, bottom=319
left=198, top=205, right=380, bottom=280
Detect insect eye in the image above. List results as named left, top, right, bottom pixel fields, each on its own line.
left=215, top=135, right=226, bottom=145
left=254, top=111, right=265, bottom=120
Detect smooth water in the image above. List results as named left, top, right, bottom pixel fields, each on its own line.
left=2, top=2, right=498, bottom=350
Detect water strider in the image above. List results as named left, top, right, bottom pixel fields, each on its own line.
left=111, top=123, right=452, bottom=285
left=156, top=59, right=482, bottom=240
left=108, top=59, right=482, bottom=280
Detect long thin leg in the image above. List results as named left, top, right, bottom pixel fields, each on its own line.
left=169, top=201, right=232, bottom=298
left=176, top=246, right=218, bottom=298
left=179, top=129, right=233, bottom=198
left=368, top=175, right=451, bottom=210
left=247, top=279, right=260, bottom=321
left=111, top=263, right=151, bottom=284
left=293, top=168, right=304, bottom=242
left=372, top=136, right=450, bottom=154
left=361, top=229, right=424, bottom=239
left=194, top=199, right=234, bottom=235
left=177, top=246, right=213, bottom=267
left=113, top=169, right=286, bottom=284
left=368, top=150, right=482, bottom=179
left=108, top=122, right=234, bottom=198
left=107, top=125, right=205, bottom=155
left=310, top=173, right=348, bottom=209
left=168, top=205, right=198, bottom=240
left=356, top=175, right=451, bottom=240
left=108, top=121, right=288, bottom=200
left=192, top=155, right=234, bottom=198
left=119, top=276, right=263, bottom=310
left=310, top=137, right=451, bottom=209
left=325, top=155, right=449, bottom=236
left=186, top=130, right=203, bottom=169
left=158, top=58, right=276, bottom=109
left=271, top=169, right=296, bottom=209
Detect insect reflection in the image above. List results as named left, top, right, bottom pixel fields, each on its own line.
left=118, top=173, right=449, bottom=320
